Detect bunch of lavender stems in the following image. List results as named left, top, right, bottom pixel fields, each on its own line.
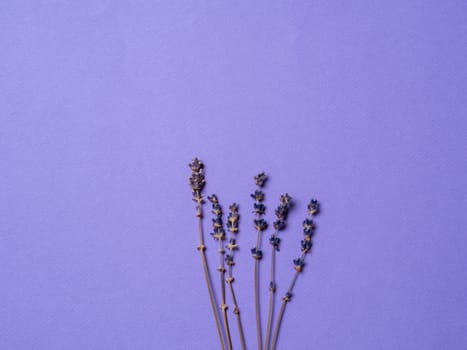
left=264, top=194, right=292, bottom=350
left=208, top=194, right=233, bottom=350
left=188, top=158, right=225, bottom=350
left=251, top=172, right=268, bottom=350
left=270, top=199, right=320, bottom=350
left=189, top=158, right=322, bottom=350
left=225, top=203, right=247, bottom=350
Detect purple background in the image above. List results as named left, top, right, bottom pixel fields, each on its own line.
left=1, top=1, right=466, bottom=349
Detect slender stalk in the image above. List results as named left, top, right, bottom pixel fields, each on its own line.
left=263, top=242, right=276, bottom=350
left=226, top=203, right=247, bottom=350
left=208, top=194, right=233, bottom=350
left=189, top=159, right=226, bottom=350
left=253, top=226, right=264, bottom=350
left=270, top=199, right=320, bottom=350
left=254, top=255, right=262, bottom=350
left=196, top=197, right=226, bottom=350
left=251, top=172, right=268, bottom=350
left=226, top=277, right=246, bottom=350
left=269, top=260, right=301, bottom=350
left=264, top=194, right=291, bottom=350
left=219, top=239, right=233, bottom=350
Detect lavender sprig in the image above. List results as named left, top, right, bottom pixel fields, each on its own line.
left=225, top=203, right=247, bottom=350
left=188, top=159, right=324, bottom=350
left=208, top=194, right=233, bottom=350
left=188, top=158, right=226, bottom=350
left=251, top=172, right=268, bottom=350
left=264, top=194, right=292, bottom=350
left=270, top=199, right=320, bottom=350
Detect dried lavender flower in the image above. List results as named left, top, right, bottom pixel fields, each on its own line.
left=189, top=158, right=206, bottom=199
left=226, top=238, right=238, bottom=251
left=254, top=218, right=268, bottom=232
left=270, top=198, right=321, bottom=350
left=227, top=203, right=240, bottom=234
left=251, top=189, right=265, bottom=202
left=188, top=160, right=324, bottom=350
left=189, top=157, right=204, bottom=173
left=253, top=202, right=266, bottom=216
left=264, top=194, right=293, bottom=350
left=250, top=247, right=263, bottom=260
left=225, top=203, right=247, bottom=350
left=208, top=194, right=233, bottom=350
left=269, top=235, right=281, bottom=249
left=254, top=172, right=267, bottom=187
left=251, top=172, right=268, bottom=350
left=301, top=239, right=313, bottom=254
left=225, top=254, right=235, bottom=266
left=279, top=193, right=292, bottom=206
left=302, top=218, right=315, bottom=234
left=188, top=158, right=226, bottom=350
left=307, top=198, right=320, bottom=216
left=293, top=257, right=305, bottom=272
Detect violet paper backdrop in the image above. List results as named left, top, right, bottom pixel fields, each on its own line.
left=1, top=1, right=466, bottom=349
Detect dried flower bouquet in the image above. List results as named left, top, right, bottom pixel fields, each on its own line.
left=188, top=158, right=320, bottom=350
